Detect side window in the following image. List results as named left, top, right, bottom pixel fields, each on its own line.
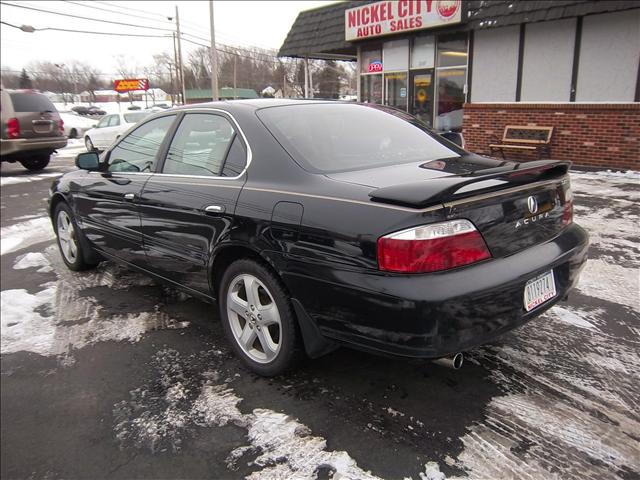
left=96, top=116, right=110, bottom=128
left=108, top=115, right=121, bottom=127
left=108, top=115, right=175, bottom=173
left=221, top=135, right=247, bottom=177
left=163, top=113, right=235, bottom=177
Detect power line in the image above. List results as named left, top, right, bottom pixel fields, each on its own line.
left=94, top=0, right=171, bottom=20
left=0, top=20, right=170, bottom=38
left=0, top=1, right=175, bottom=32
left=3, top=0, right=279, bottom=56
left=79, top=0, right=281, bottom=54
left=61, top=0, right=175, bottom=27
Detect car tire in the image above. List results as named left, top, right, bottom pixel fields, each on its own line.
left=20, top=155, right=50, bottom=171
left=69, top=128, right=77, bottom=139
left=219, top=259, right=303, bottom=376
left=53, top=202, right=99, bottom=271
left=85, top=136, right=95, bottom=152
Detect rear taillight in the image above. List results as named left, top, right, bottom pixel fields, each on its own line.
left=377, top=219, right=491, bottom=273
left=562, top=185, right=573, bottom=226
left=7, top=117, right=20, bottom=138
left=59, top=118, right=64, bottom=136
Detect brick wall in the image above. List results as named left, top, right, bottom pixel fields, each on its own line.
left=462, top=103, right=640, bottom=170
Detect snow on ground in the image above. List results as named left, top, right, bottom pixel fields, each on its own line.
left=113, top=349, right=384, bottom=480
left=444, top=170, right=640, bottom=480
left=0, top=171, right=66, bottom=187
left=1, top=246, right=189, bottom=357
left=0, top=217, right=55, bottom=255
left=13, top=252, right=53, bottom=272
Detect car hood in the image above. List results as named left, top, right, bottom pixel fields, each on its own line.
left=324, top=153, right=512, bottom=189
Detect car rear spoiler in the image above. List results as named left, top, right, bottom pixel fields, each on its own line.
left=368, top=160, right=571, bottom=209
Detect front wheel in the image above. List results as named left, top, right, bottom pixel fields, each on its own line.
left=20, top=155, right=50, bottom=171
left=54, top=203, right=98, bottom=271
left=219, top=259, right=303, bottom=376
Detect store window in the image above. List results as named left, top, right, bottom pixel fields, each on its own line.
left=411, top=36, right=435, bottom=69
left=385, top=72, right=408, bottom=110
left=412, top=72, right=433, bottom=126
left=383, top=39, right=409, bottom=71
left=434, top=33, right=468, bottom=131
left=437, top=33, right=468, bottom=67
left=434, top=68, right=466, bottom=131
left=361, top=75, right=383, bottom=104
left=361, top=46, right=382, bottom=73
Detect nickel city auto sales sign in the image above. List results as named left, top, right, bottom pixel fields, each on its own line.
left=345, top=0, right=462, bottom=41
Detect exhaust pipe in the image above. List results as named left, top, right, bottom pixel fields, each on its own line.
left=432, top=352, right=464, bottom=370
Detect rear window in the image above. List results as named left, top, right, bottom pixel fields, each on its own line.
left=123, top=112, right=148, bottom=123
left=9, top=93, right=56, bottom=113
left=256, top=103, right=461, bottom=174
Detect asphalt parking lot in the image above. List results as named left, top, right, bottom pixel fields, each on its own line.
left=1, top=143, right=638, bottom=480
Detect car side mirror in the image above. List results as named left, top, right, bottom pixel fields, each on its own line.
left=76, top=152, right=100, bottom=171
left=439, top=131, right=464, bottom=148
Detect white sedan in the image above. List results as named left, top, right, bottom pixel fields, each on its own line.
left=59, top=112, right=96, bottom=139
left=84, top=111, right=150, bottom=151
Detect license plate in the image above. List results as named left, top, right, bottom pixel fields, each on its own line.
left=524, top=270, right=556, bottom=312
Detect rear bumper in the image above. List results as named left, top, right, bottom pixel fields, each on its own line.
left=282, top=224, right=589, bottom=358
left=1, top=137, right=67, bottom=159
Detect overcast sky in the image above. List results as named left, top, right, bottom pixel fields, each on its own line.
left=1, top=1, right=336, bottom=76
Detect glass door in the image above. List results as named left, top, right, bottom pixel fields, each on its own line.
left=410, top=70, right=434, bottom=127
left=384, top=72, right=408, bottom=111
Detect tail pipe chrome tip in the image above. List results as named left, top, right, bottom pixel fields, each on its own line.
left=432, top=352, right=464, bottom=370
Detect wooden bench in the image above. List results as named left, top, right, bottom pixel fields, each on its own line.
left=489, top=125, right=553, bottom=160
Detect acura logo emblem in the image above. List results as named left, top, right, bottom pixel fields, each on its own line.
left=527, top=196, right=539, bottom=214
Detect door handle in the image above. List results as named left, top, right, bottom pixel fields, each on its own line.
left=123, top=193, right=136, bottom=201
left=204, top=204, right=225, bottom=214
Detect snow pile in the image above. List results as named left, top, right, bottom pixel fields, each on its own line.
left=0, top=287, right=58, bottom=356
left=13, top=252, right=53, bottom=272
left=1, top=247, right=189, bottom=357
left=1, top=216, right=55, bottom=255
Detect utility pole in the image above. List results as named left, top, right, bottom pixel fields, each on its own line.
left=175, top=5, right=186, bottom=105
left=172, top=32, right=180, bottom=105
left=304, top=57, right=309, bottom=98
left=209, top=0, right=218, bottom=101
left=233, top=55, right=237, bottom=99
left=168, top=61, right=175, bottom=106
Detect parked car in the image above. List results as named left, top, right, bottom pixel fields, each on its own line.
left=71, top=105, right=106, bottom=117
left=1, top=88, right=67, bottom=171
left=71, top=105, right=90, bottom=116
left=59, top=112, right=96, bottom=139
left=127, top=105, right=141, bottom=110
left=50, top=100, right=589, bottom=376
left=87, top=106, right=106, bottom=116
left=84, top=111, right=149, bottom=151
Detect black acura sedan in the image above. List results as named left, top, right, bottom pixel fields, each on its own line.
left=49, top=100, right=588, bottom=376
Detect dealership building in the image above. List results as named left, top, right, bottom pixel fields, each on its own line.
left=279, top=0, right=639, bottom=170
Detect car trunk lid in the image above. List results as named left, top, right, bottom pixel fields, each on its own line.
left=366, top=159, right=572, bottom=258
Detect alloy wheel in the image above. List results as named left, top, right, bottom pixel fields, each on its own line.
left=57, top=210, right=78, bottom=263
left=226, top=274, right=282, bottom=364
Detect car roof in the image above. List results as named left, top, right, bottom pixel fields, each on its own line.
left=173, top=98, right=350, bottom=113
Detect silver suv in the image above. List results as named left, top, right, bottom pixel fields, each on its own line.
left=1, top=88, right=67, bottom=171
